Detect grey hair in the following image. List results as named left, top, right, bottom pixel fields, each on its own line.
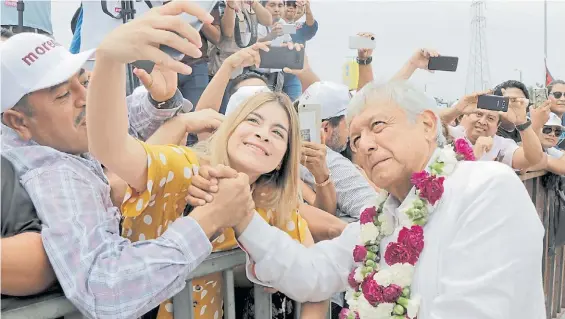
left=347, top=81, right=447, bottom=147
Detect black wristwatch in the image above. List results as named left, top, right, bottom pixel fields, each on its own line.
left=516, top=120, right=532, bottom=132
left=356, top=56, right=373, bottom=65
left=148, top=89, right=183, bottom=110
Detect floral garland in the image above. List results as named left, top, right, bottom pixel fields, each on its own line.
left=340, top=139, right=475, bottom=319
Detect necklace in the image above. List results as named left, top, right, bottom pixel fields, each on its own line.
left=340, top=139, right=475, bottom=319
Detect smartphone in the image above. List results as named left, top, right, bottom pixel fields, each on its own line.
left=477, top=94, right=509, bottom=112
left=298, top=104, right=322, bottom=144
left=349, top=35, right=376, bottom=50
left=259, top=46, right=305, bottom=70
left=133, top=1, right=218, bottom=73
left=428, top=56, right=459, bottom=72
left=532, top=88, right=548, bottom=109
left=160, top=1, right=218, bottom=60
left=281, top=23, right=297, bottom=34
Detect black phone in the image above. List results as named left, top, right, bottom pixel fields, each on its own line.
left=133, top=1, right=218, bottom=73
left=259, top=46, right=305, bottom=70
left=477, top=94, right=509, bottom=112
left=428, top=56, right=459, bottom=72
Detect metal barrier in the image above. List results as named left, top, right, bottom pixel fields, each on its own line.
left=3, top=172, right=563, bottom=319
left=521, top=171, right=565, bottom=319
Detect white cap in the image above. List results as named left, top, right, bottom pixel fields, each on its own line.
left=225, top=86, right=271, bottom=115
left=545, top=113, right=563, bottom=128
left=1, top=33, right=94, bottom=112
left=297, top=81, right=350, bottom=120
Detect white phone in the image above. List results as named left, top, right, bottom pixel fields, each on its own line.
left=298, top=104, right=322, bottom=144
left=281, top=23, right=297, bottom=34
left=349, top=35, right=376, bottom=50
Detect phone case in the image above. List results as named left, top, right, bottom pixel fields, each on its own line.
left=259, top=47, right=305, bottom=70
left=428, top=56, right=459, bottom=72
left=532, top=88, right=548, bottom=108
left=298, top=104, right=322, bottom=144
left=477, top=95, right=509, bottom=112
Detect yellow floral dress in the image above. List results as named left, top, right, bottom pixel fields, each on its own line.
left=121, top=141, right=309, bottom=319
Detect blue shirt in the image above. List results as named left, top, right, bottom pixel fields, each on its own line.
left=291, top=20, right=318, bottom=45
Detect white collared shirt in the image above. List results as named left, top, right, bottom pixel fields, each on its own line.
left=448, top=125, right=519, bottom=167
left=238, top=161, right=546, bottom=319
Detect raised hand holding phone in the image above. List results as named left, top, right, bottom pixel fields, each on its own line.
left=259, top=42, right=304, bottom=70
left=97, top=1, right=214, bottom=75
left=499, top=88, right=529, bottom=125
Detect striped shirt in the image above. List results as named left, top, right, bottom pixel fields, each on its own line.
left=300, top=147, right=377, bottom=221
left=1, top=87, right=212, bottom=319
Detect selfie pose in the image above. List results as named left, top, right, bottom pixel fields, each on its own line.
left=231, top=81, right=546, bottom=319
left=85, top=5, right=328, bottom=318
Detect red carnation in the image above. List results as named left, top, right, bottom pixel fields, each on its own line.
left=339, top=308, right=360, bottom=319
left=359, top=206, right=377, bottom=224
left=410, top=171, right=430, bottom=189
left=361, top=277, right=384, bottom=305
left=353, top=245, right=368, bottom=262
left=384, top=242, right=414, bottom=265
left=419, top=175, right=445, bottom=205
left=455, top=138, right=476, bottom=161
left=398, top=226, right=424, bottom=254
left=382, top=284, right=403, bottom=303
left=348, top=269, right=358, bottom=289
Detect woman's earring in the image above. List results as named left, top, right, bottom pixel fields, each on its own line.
left=276, top=164, right=282, bottom=171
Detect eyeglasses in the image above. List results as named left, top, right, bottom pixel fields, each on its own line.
left=542, top=126, right=563, bottom=136
left=552, top=92, right=565, bottom=99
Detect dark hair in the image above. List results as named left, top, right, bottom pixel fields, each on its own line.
left=285, top=0, right=297, bottom=7
left=548, top=80, right=565, bottom=94
left=13, top=94, right=33, bottom=117
left=1, top=27, right=14, bottom=39
left=324, top=115, right=345, bottom=128
left=228, top=72, right=269, bottom=96
left=493, top=80, right=530, bottom=100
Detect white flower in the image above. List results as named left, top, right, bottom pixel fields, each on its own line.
left=377, top=213, right=395, bottom=236
left=373, top=302, right=395, bottom=319
left=354, top=267, right=364, bottom=283
left=356, top=295, right=379, bottom=318
left=406, top=295, right=421, bottom=318
left=376, top=190, right=389, bottom=205
left=372, top=269, right=393, bottom=286
left=438, top=146, right=457, bottom=175
left=360, top=222, right=380, bottom=244
left=389, top=263, right=414, bottom=287
left=345, top=289, right=359, bottom=310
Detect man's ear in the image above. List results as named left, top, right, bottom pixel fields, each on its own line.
left=2, top=110, right=33, bottom=141
left=418, top=110, right=438, bottom=142
left=321, top=120, right=331, bottom=133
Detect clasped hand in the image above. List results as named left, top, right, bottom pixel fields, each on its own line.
left=185, top=165, right=255, bottom=229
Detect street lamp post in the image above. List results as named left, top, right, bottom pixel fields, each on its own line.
left=514, top=68, right=523, bottom=82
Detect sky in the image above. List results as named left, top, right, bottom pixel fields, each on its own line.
left=49, top=0, right=565, bottom=101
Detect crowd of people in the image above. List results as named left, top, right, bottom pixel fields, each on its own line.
left=1, top=1, right=564, bottom=319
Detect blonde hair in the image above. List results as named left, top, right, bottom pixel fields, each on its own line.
left=193, top=92, right=301, bottom=228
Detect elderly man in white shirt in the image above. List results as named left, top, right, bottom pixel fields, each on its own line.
left=232, top=81, right=546, bottom=319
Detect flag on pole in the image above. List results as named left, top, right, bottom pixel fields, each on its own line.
left=545, top=59, right=555, bottom=87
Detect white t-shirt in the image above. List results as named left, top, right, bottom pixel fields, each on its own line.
left=547, top=147, right=564, bottom=159
left=448, top=125, right=519, bottom=167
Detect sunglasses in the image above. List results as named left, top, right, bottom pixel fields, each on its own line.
left=552, top=92, right=565, bottom=99
left=542, top=126, right=563, bottom=136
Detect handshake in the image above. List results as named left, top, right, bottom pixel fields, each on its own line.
left=185, top=165, right=256, bottom=236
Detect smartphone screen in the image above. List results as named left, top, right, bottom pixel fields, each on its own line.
left=428, top=56, right=459, bottom=72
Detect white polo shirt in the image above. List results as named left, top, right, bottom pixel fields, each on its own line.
left=448, top=125, right=519, bottom=167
